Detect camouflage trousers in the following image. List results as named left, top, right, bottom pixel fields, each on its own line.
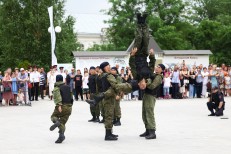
left=103, top=97, right=115, bottom=129
left=142, top=93, right=156, bottom=129
left=134, top=24, right=150, bottom=57
left=114, top=100, right=121, bottom=119
left=51, top=104, right=72, bottom=133
left=90, top=93, right=100, bottom=117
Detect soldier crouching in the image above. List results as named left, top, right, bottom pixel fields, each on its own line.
left=207, top=86, right=225, bottom=116
left=50, top=75, right=73, bottom=143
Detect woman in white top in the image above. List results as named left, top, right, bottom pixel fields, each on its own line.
left=48, top=70, right=56, bottom=100
left=82, top=71, right=89, bottom=100
left=201, top=67, right=209, bottom=97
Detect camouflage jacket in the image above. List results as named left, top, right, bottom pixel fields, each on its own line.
left=129, top=54, right=156, bottom=79
left=53, top=81, right=64, bottom=106
left=146, top=73, right=163, bottom=90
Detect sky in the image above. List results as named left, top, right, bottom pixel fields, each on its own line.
left=64, top=0, right=111, bottom=33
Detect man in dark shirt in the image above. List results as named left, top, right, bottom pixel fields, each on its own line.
left=74, top=69, right=83, bottom=101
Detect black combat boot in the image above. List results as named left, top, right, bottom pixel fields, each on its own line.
left=145, top=129, right=156, bottom=139
left=94, top=116, right=100, bottom=122
left=111, top=129, right=119, bottom=137
left=88, top=116, right=96, bottom=122
left=139, top=129, right=149, bottom=137
left=105, top=129, right=118, bottom=141
left=86, top=93, right=105, bottom=106
left=99, top=118, right=104, bottom=123
left=50, top=120, right=61, bottom=131
left=114, top=118, right=121, bottom=126
left=55, top=132, right=65, bottom=143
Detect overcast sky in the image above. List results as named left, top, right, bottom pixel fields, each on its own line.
left=64, top=0, right=110, bottom=33
left=65, top=0, right=110, bottom=15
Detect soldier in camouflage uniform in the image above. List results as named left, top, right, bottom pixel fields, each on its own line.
left=50, top=75, right=73, bottom=144
left=99, top=62, right=120, bottom=141
left=88, top=66, right=100, bottom=122
left=111, top=67, right=123, bottom=126
left=97, top=69, right=105, bottom=123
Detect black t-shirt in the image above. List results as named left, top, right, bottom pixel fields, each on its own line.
left=74, top=75, right=82, bottom=87
left=189, top=71, right=196, bottom=85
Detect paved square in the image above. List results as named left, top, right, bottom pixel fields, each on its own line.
left=0, top=97, right=230, bottom=154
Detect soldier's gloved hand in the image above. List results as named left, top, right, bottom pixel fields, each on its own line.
left=58, top=106, right=62, bottom=113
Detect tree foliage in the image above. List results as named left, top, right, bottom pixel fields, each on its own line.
left=0, top=0, right=80, bottom=71
left=90, top=0, right=231, bottom=66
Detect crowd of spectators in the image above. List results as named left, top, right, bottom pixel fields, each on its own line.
left=0, top=61, right=230, bottom=106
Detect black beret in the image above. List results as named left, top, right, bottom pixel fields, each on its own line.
left=158, top=64, right=165, bottom=71
left=56, top=75, right=63, bottom=82
left=100, top=62, right=109, bottom=70
left=111, top=67, right=117, bottom=70
left=90, top=66, right=96, bottom=70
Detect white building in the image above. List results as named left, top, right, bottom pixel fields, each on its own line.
left=72, top=36, right=212, bottom=72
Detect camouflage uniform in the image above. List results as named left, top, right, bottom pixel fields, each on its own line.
left=113, top=75, right=123, bottom=125
left=50, top=81, right=73, bottom=134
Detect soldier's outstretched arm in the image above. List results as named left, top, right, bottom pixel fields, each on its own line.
left=53, top=87, right=62, bottom=106
left=148, top=49, right=156, bottom=73
left=146, top=74, right=163, bottom=90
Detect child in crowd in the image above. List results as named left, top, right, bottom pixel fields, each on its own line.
left=163, top=73, right=171, bottom=99
left=17, top=88, right=25, bottom=105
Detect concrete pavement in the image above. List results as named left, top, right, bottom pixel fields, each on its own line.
left=0, top=97, right=230, bottom=154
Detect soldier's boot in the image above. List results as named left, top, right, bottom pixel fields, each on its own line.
left=114, top=118, right=121, bottom=126
left=111, top=129, right=119, bottom=137
left=139, top=129, right=149, bottom=137
left=86, top=93, right=105, bottom=106
left=145, top=129, right=156, bottom=139
left=99, top=118, right=104, bottom=123
left=105, top=129, right=118, bottom=141
left=94, top=116, right=100, bottom=122
left=50, top=120, right=61, bottom=131
left=88, top=116, right=96, bottom=122
left=55, top=132, right=65, bottom=144
left=113, top=118, right=117, bottom=125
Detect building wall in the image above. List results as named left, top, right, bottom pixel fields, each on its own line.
left=75, top=56, right=129, bottom=73
left=78, top=33, right=102, bottom=50
left=163, top=55, right=209, bottom=68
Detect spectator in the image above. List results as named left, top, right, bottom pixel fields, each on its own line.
left=38, top=68, right=45, bottom=99
left=201, top=67, right=209, bottom=97
left=224, top=72, right=230, bottom=96
left=59, top=66, right=66, bottom=83
left=18, top=68, right=29, bottom=104
left=41, top=67, right=47, bottom=97
left=74, top=69, right=83, bottom=101
left=30, top=66, right=40, bottom=101
left=11, top=72, right=18, bottom=105
left=171, top=65, right=180, bottom=99
left=163, top=73, right=171, bottom=99
left=181, top=66, right=189, bottom=98
left=195, top=69, right=203, bottom=98
left=82, top=71, right=89, bottom=100
left=2, top=71, right=13, bottom=106
left=209, top=65, right=219, bottom=88
left=69, top=68, right=76, bottom=98
left=189, top=68, right=196, bottom=98
left=17, top=89, right=25, bottom=105
left=48, top=70, right=56, bottom=100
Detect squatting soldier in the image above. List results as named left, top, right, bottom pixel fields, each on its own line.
left=88, top=66, right=100, bottom=122
left=111, top=67, right=123, bottom=126
left=50, top=75, right=73, bottom=144
left=207, top=86, right=225, bottom=116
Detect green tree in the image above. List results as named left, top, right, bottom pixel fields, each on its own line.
left=103, top=0, right=192, bottom=51
left=0, top=0, right=80, bottom=71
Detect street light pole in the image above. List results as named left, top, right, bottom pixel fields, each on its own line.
left=48, top=6, right=61, bottom=66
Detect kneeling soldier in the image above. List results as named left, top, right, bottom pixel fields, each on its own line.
left=50, top=75, right=73, bottom=143
left=207, top=87, right=225, bottom=116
